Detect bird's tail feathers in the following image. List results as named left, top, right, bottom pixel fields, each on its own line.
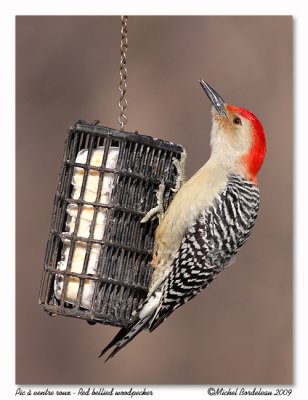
left=100, top=315, right=151, bottom=362
left=98, top=326, right=129, bottom=359
left=99, top=288, right=163, bottom=362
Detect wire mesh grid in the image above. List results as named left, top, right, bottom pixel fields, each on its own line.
left=39, top=120, right=185, bottom=327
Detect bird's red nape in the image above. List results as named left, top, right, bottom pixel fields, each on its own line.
left=228, top=105, right=266, bottom=183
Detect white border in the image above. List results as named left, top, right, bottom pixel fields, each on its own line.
left=1, top=1, right=307, bottom=399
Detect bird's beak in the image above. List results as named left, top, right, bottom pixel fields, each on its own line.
left=199, top=80, right=227, bottom=117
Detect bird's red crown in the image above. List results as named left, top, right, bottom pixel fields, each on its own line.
left=228, top=105, right=266, bottom=183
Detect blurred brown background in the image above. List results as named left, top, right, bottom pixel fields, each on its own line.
left=16, top=16, right=292, bottom=384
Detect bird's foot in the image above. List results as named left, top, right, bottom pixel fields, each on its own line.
left=141, top=183, right=166, bottom=223
left=171, top=149, right=187, bottom=193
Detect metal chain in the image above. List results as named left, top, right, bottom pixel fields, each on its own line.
left=118, top=15, right=128, bottom=131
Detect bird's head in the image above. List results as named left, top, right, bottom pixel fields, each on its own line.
left=200, top=80, right=266, bottom=183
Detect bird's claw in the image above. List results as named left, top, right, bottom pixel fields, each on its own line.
left=171, top=149, right=187, bottom=193
left=141, top=183, right=166, bottom=224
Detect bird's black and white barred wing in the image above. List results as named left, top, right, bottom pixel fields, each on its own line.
left=148, top=214, right=216, bottom=331
left=149, top=175, right=260, bottom=331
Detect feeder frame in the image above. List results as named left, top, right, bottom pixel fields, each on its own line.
left=39, top=120, right=185, bottom=327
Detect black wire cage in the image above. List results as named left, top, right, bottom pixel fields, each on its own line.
left=39, top=120, right=185, bottom=327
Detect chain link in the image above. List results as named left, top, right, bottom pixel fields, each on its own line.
left=118, top=15, right=128, bottom=131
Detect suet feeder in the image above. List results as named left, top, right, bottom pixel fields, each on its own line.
left=39, top=120, right=185, bottom=327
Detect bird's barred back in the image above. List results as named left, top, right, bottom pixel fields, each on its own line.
left=149, top=174, right=260, bottom=330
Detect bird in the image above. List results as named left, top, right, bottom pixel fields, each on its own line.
left=99, top=80, right=266, bottom=361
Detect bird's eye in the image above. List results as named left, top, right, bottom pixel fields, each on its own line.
left=233, top=116, right=242, bottom=125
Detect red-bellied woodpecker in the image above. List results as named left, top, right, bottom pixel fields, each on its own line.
left=100, top=81, right=266, bottom=361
